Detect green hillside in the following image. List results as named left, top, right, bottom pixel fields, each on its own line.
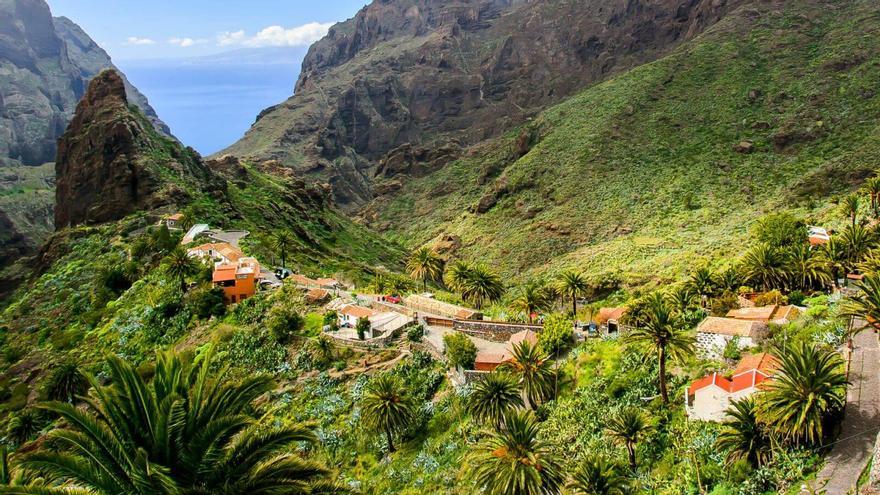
left=367, top=0, right=880, bottom=285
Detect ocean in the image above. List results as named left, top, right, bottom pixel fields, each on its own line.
left=118, top=54, right=302, bottom=156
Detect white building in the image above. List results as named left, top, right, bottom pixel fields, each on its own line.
left=686, top=353, right=778, bottom=422
left=695, top=317, right=769, bottom=359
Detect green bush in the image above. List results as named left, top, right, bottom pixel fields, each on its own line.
left=267, top=304, right=305, bottom=345
left=539, top=313, right=573, bottom=356
left=41, top=362, right=89, bottom=403
left=754, top=290, right=787, bottom=307
left=356, top=317, right=371, bottom=340
left=786, top=290, right=806, bottom=307
left=407, top=324, right=424, bottom=342
left=185, top=285, right=226, bottom=320
left=722, top=336, right=742, bottom=361
left=442, top=332, right=477, bottom=370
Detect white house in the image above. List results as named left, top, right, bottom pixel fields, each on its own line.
left=337, top=304, right=379, bottom=329
left=695, top=317, right=769, bottom=359
left=686, top=353, right=778, bottom=422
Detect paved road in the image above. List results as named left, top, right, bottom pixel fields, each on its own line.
left=208, top=229, right=249, bottom=247
left=816, top=326, right=880, bottom=494
left=423, top=324, right=509, bottom=356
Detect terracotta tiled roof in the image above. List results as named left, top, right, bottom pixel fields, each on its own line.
left=291, top=274, right=319, bottom=286
left=696, top=317, right=768, bottom=338
left=509, top=330, right=539, bottom=347
left=727, top=305, right=799, bottom=323
left=475, top=352, right=511, bottom=365
left=316, top=278, right=339, bottom=286
left=596, top=307, right=627, bottom=324
left=689, top=353, right=778, bottom=395
left=167, top=213, right=184, bottom=221
left=339, top=304, right=378, bottom=319
left=306, top=288, right=329, bottom=302
left=212, top=266, right=236, bottom=282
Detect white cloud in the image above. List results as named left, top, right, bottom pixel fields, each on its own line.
left=168, top=37, right=208, bottom=48
left=124, top=37, right=156, bottom=45
left=217, top=22, right=333, bottom=48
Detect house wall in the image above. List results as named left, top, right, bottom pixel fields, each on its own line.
left=220, top=274, right=256, bottom=304
left=696, top=332, right=754, bottom=359
left=690, top=386, right=758, bottom=422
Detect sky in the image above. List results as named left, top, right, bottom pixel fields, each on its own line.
left=46, top=0, right=369, bottom=60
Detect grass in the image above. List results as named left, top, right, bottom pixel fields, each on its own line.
left=369, top=0, right=880, bottom=288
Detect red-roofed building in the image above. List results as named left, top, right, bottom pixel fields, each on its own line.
left=686, top=353, right=778, bottom=422
left=212, top=257, right=260, bottom=304
left=596, top=307, right=627, bottom=334
left=474, top=352, right=512, bottom=372
left=165, top=213, right=184, bottom=229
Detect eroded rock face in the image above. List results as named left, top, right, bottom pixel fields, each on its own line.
left=222, top=0, right=743, bottom=208
left=0, top=0, right=167, bottom=167
left=54, top=70, right=220, bottom=229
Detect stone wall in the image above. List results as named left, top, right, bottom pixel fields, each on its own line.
left=453, top=320, right=543, bottom=343
left=696, top=332, right=754, bottom=359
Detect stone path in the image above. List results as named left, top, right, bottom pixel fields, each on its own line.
left=816, top=325, right=880, bottom=494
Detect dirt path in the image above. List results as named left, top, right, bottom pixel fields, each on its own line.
left=816, top=326, right=880, bottom=494
left=327, top=349, right=410, bottom=379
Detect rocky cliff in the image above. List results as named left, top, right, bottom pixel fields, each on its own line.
left=54, top=70, right=218, bottom=228
left=221, top=0, right=743, bottom=208
left=0, top=0, right=167, bottom=168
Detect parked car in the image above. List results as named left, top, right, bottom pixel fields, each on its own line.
left=275, top=268, right=292, bottom=279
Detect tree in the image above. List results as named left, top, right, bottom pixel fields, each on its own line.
left=510, top=281, right=552, bottom=324
left=445, top=260, right=473, bottom=294
left=557, top=270, right=588, bottom=317
left=501, top=341, right=554, bottom=410
left=163, top=246, right=199, bottom=292
left=840, top=223, right=877, bottom=275
left=407, top=247, right=444, bottom=292
left=468, top=372, right=523, bottom=427
left=843, top=193, right=861, bottom=227
left=625, top=292, right=694, bottom=403
left=272, top=231, right=292, bottom=269
left=740, top=243, right=787, bottom=291
left=821, top=235, right=848, bottom=286
left=752, top=212, right=807, bottom=248
left=356, top=316, right=371, bottom=340
left=361, top=374, right=415, bottom=453
left=5, top=409, right=42, bottom=446
left=686, top=266, right=716, bottom=304
left=605, top=408, right=651, bottom=471
left=714, top=267, right=742, bottom=293
left=567, top=455, right=630, bottom=495
left=464, top=264, right=505, bottom=309
left=11, top=348, right=332, bottom=493
left=538, top=313, right=574, bottom=356
left=469, top=410, right=563, bottom=495
left=786, top=243, right=831, bottom=291
left=864, top=176, right=880, bottom=218
left=666, top=286, right=698, bottom=316
left=41, top=362, right=88, bottom=403
left=844, top=274, right=880, bottom=332
left=758, top=342, right=847, bottom=446
left=267, top=303, right=305, bottom=344
left=716, top=397, right=772, bottom=468
left=308, top=335, right=336, bottom=368
left=443, top=332, right=477, bottom=369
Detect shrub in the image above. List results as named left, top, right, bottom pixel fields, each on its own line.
left=754, top=290, right=787, bottom=307
left=6, top=408, right=43, bottom=445
left=225, top=328, right=289, bottom=374
left=710, top=291, right=740, bottom=316
left=323, top=310, right=338, bottom=326
left=267, top=304, right=305, bottom=345
left=752, top=212, right=807, bottom=248
left=356, top=317, right=371, bottom=340
left=185, top=285, right=226, bottom=319
left=42, top=362, right=89, bottom=403
left=786, top=290, right=806, bottom=307
left=722, top=336, right=742, bottom=361
left=443, top=332, right=477, bottom=370
left=407, top=324, right=425, bottom=342
left=539, top=313, right=573, bottom=356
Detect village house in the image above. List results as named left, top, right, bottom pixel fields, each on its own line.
left=305, top=288, right=330, bottom=304
left=686, top=353, right=778, bottom=422
left=473, top=329, right=540, bottom=372
left=316, top=277, right=342, bottom=290
left=808, top=226, right=831, bottom=246
left=165, top=213, right=184, bottom=230
left=726, top=304, right=800, bottom=325
left=335, top=304, right=411, bottom=340
left=290, top=274, right=321, bottom=288
left=403, top=294, right=482, bottom=320
left=596, top=307, right=627, bottom=334
left=187, top=242, right=244, bottom=265
left=337, top=304, right=379, bottom=329
left=695, top=316, right=769, bottom=359
left=212, top=257, right=261, bottom=304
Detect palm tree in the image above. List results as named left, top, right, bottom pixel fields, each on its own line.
left=500, top=341, right=554, bottom=410
left=407, top=247, right=444, bottom=292
left=864, top=176, right=880, bottom=218
left=510, top=281, right=551, bottom=324
left=468, top=372, right=523, bottom=427
left=786, top=243, right=831, bottom=291
left=714, top=267, right=742, bottom=293
left=758, top=342, right=847, bottom=446
left=605, top=408, right=651, bottom=471
left=12, top=348, right=331, bottom=494
left=841, top=223, right=877, bottom=275
left=821, top=235, right=849, bottom=287
left=308, top=335, right=336, bottom=367
left=716, top=397, right=772, bottom=468
left=843, top=193, right=861, bottom=227
left=556, top=270, right=589, bottom=317
left=445, top=260, right=473, bottom=294
left=469, top=410, right=563, bottom=495
left=740, top=243, right=787, bottom=291
left=464, top=264, right=505, bottom=309
left=844, top=273, right=880, bottom=328
left=361, top=374, right=415, bottom=453
left=163, top=245, right=199, bottom=292
left=42, top=362, right=89, bottom=403
left=567, top=455, right=630, bottom=495
left=625, top=292, right=694, bottom=404
left=666, top=286, right=698, bottom=316
left=687, top=266, right=716, bottom=306
left=272, top=231, right=292, bottom=269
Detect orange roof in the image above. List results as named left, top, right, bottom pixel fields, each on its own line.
left=167, top=213, right=184, bottom=221
left=689, top=353, right=778, bottom=395
left=596, top=307, right=626, bottom=324
left=212, top=266, right=236, bottom=282
left=316, top=278, right=339, bottom=286
left=187, top=242, right=243, bottom=263
left=696, top=317, right=768, bottom=338
left=291, top=274, right=319, bottom=286
left=509, top=330, right=539, bottom=347
left=475, top=352, right=511, bottom=365
left=809, top=235, right=829, bottom=246
left=339, top=304, right=378, bottom=319
left=727, top=305, right=799, bottom=323
left=306, top=288, right=329, bottom=301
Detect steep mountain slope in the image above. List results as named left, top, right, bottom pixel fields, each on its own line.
left=365, top=0, right=880, bottom=284
left=0, top=0, right=169, bottom=267
left=221, top=0, right=744, bottom=208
